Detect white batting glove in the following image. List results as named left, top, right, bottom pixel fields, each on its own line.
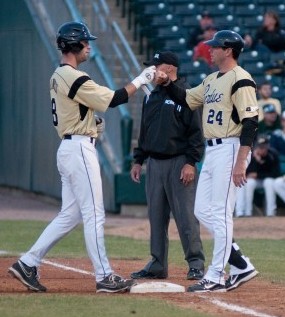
left=131, top=66, right=156, bottom=89
left=95, top=115, right=105, bottom=137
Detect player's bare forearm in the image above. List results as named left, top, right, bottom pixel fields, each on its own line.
left=233, top=145, right=251, bottom=187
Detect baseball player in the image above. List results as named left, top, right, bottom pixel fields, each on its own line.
left=8, top=21, right=155, bottom=293
left=155, top=30, right=259, bottom=292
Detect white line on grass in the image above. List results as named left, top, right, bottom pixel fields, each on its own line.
left=1, top=251, right=278, bottom=317
left=42, top=259, right=94, bottom=276
left=203, top=297, right=277, bottom=317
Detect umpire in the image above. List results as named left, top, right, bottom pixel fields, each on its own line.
left=130, top=51, right=205, bottom=280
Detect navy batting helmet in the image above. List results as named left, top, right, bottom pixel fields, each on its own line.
left=56, top=21, right=97, bottom=52
left=204, top=30, right=245, bottom=53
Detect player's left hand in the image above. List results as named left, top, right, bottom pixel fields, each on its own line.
left=95, top=115, right=105, bottom=137
left=232, top=160, right=247, bottom=187
left=180, top=164, right=195, bottom=186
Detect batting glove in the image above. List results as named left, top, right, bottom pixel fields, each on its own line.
left=131, top=66, right=156, bottom=89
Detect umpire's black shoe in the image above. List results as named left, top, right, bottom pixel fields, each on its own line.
left=8, top=260, right=47, bottom=292
left=96, top=274, right=135, bottom=293
left=130, top=269, right=167, bottom=279
left=187, top=268, right=204, bottom=280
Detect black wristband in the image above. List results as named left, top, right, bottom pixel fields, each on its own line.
left=162, top=77, right=171, bottom=86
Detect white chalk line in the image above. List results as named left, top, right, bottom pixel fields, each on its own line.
left=200, top=296, right=277, bottom=317
left=41, top=259, right=95, bottom=276
left=1, top=250, right=278, bottom=317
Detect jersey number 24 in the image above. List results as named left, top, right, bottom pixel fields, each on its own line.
left=207, top=109, right=223, bottom=125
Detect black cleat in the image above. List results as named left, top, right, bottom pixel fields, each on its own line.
left=187, top=278, right=226, bottom=293
left=96, top=274, right=135, bottom=293
left=8, top=260, right=47, bottom=292
left=226, top=269, right=258, bottom=291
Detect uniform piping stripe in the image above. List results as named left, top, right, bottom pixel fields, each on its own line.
left=221, top=143, right=236, bottom=282
left=231, top=79, right=256, bottom=96
left=80, top=144, right=106, bottom=276
left=68, top=75, right=90, bottom=99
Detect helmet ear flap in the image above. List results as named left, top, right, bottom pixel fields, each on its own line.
left=57, top=39, right=84, bottom=53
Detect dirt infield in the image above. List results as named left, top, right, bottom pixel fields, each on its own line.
left=0, top=187, right=285, bottom=317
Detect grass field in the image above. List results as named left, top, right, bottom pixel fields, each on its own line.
left=0, top=220, right=284, bottom=317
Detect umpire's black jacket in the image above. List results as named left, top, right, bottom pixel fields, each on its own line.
left=133, top=78, right=205, bottom=166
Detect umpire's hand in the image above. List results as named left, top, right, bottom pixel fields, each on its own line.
left=130, top=163, right=142, bottom=183
left=180, top=164, right=195, bottom=186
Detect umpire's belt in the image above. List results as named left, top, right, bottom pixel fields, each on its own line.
left=207, top=138, right=222, bottom=146
left=63, top=134, right=96, bottom=146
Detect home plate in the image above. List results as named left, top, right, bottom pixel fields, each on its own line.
left=130, top=282, right=185, bottom=293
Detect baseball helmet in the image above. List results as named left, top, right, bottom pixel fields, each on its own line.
left=56, top=21, right=97, bottom=52
left=204, top=30, right=245, bottom=53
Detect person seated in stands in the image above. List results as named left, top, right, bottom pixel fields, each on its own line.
left=258, top=104, right=281, bottom=136
left=244, top=10, right=285, bottom=53
left=274, top=175, right=285, bottom=203
left=270, top=110, right=285, bottom=156
left=187, top=11, right=215, bottom=49
left=193, top=24, right=217, bottom=69
left=235, top=135, right=280, bottom=217
left=257, top=81, right=282, bottom=121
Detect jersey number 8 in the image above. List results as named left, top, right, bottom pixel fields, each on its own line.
left=51, top=98, right=58, bottom=126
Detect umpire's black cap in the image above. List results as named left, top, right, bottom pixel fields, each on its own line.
left=143, top=51, right=179, bottom=67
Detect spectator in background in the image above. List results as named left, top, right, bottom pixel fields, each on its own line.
left=257, top=82, right=282, bottom=121
left=193, top=25, right=217, bottom=68
left=274, top=175, right=285, bottom=203
left=244, top=10, right=285, bottom=53
left=270, top=110, right=285, bottom=156
left=258, top=104, right=281, bottom=136
left=187, top=11, right=215, bottom=49
left=235, top=135, right=280, bottom=217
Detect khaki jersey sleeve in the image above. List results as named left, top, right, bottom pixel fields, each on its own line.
left=231, top=83, right=259, bottom=121
left=185, top=83, right=204, bottom=110
left=73, top=79, right=114, bottom=112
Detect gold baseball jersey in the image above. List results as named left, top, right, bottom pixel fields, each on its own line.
left=50, top=64, right=114, bottom=138
left=185, top=66, right=259, bottom=139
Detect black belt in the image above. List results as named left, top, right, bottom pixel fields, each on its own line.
left=63, top=135, right=96, bottom=146
left=207, top=138, right=222, bottom=146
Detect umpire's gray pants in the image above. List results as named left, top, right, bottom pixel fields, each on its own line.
left=144, top=155, right=205, bottom=276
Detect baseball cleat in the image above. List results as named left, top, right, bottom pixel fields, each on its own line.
left=8, top=260, right=47, bottom=292
left=226, top=269, right=259, bottom=291
left=96, top=273, right=136, bottom=293
left=187, top=278, right=226, bottom=293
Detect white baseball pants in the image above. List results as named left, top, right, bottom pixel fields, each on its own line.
left=20, top=135, right=112, bottom=281
left=194, top=137, right=251, bottom=285
left=236, top=178, right=277, bottom=216
left=274, top=176, right=285, bottom=203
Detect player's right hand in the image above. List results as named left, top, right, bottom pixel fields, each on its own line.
left=131, top=66, right=156, bottom=89
left=130, top=163, right=142, bottom=183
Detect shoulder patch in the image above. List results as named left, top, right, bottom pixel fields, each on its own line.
left=246, top=106, right=259, bottom=112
